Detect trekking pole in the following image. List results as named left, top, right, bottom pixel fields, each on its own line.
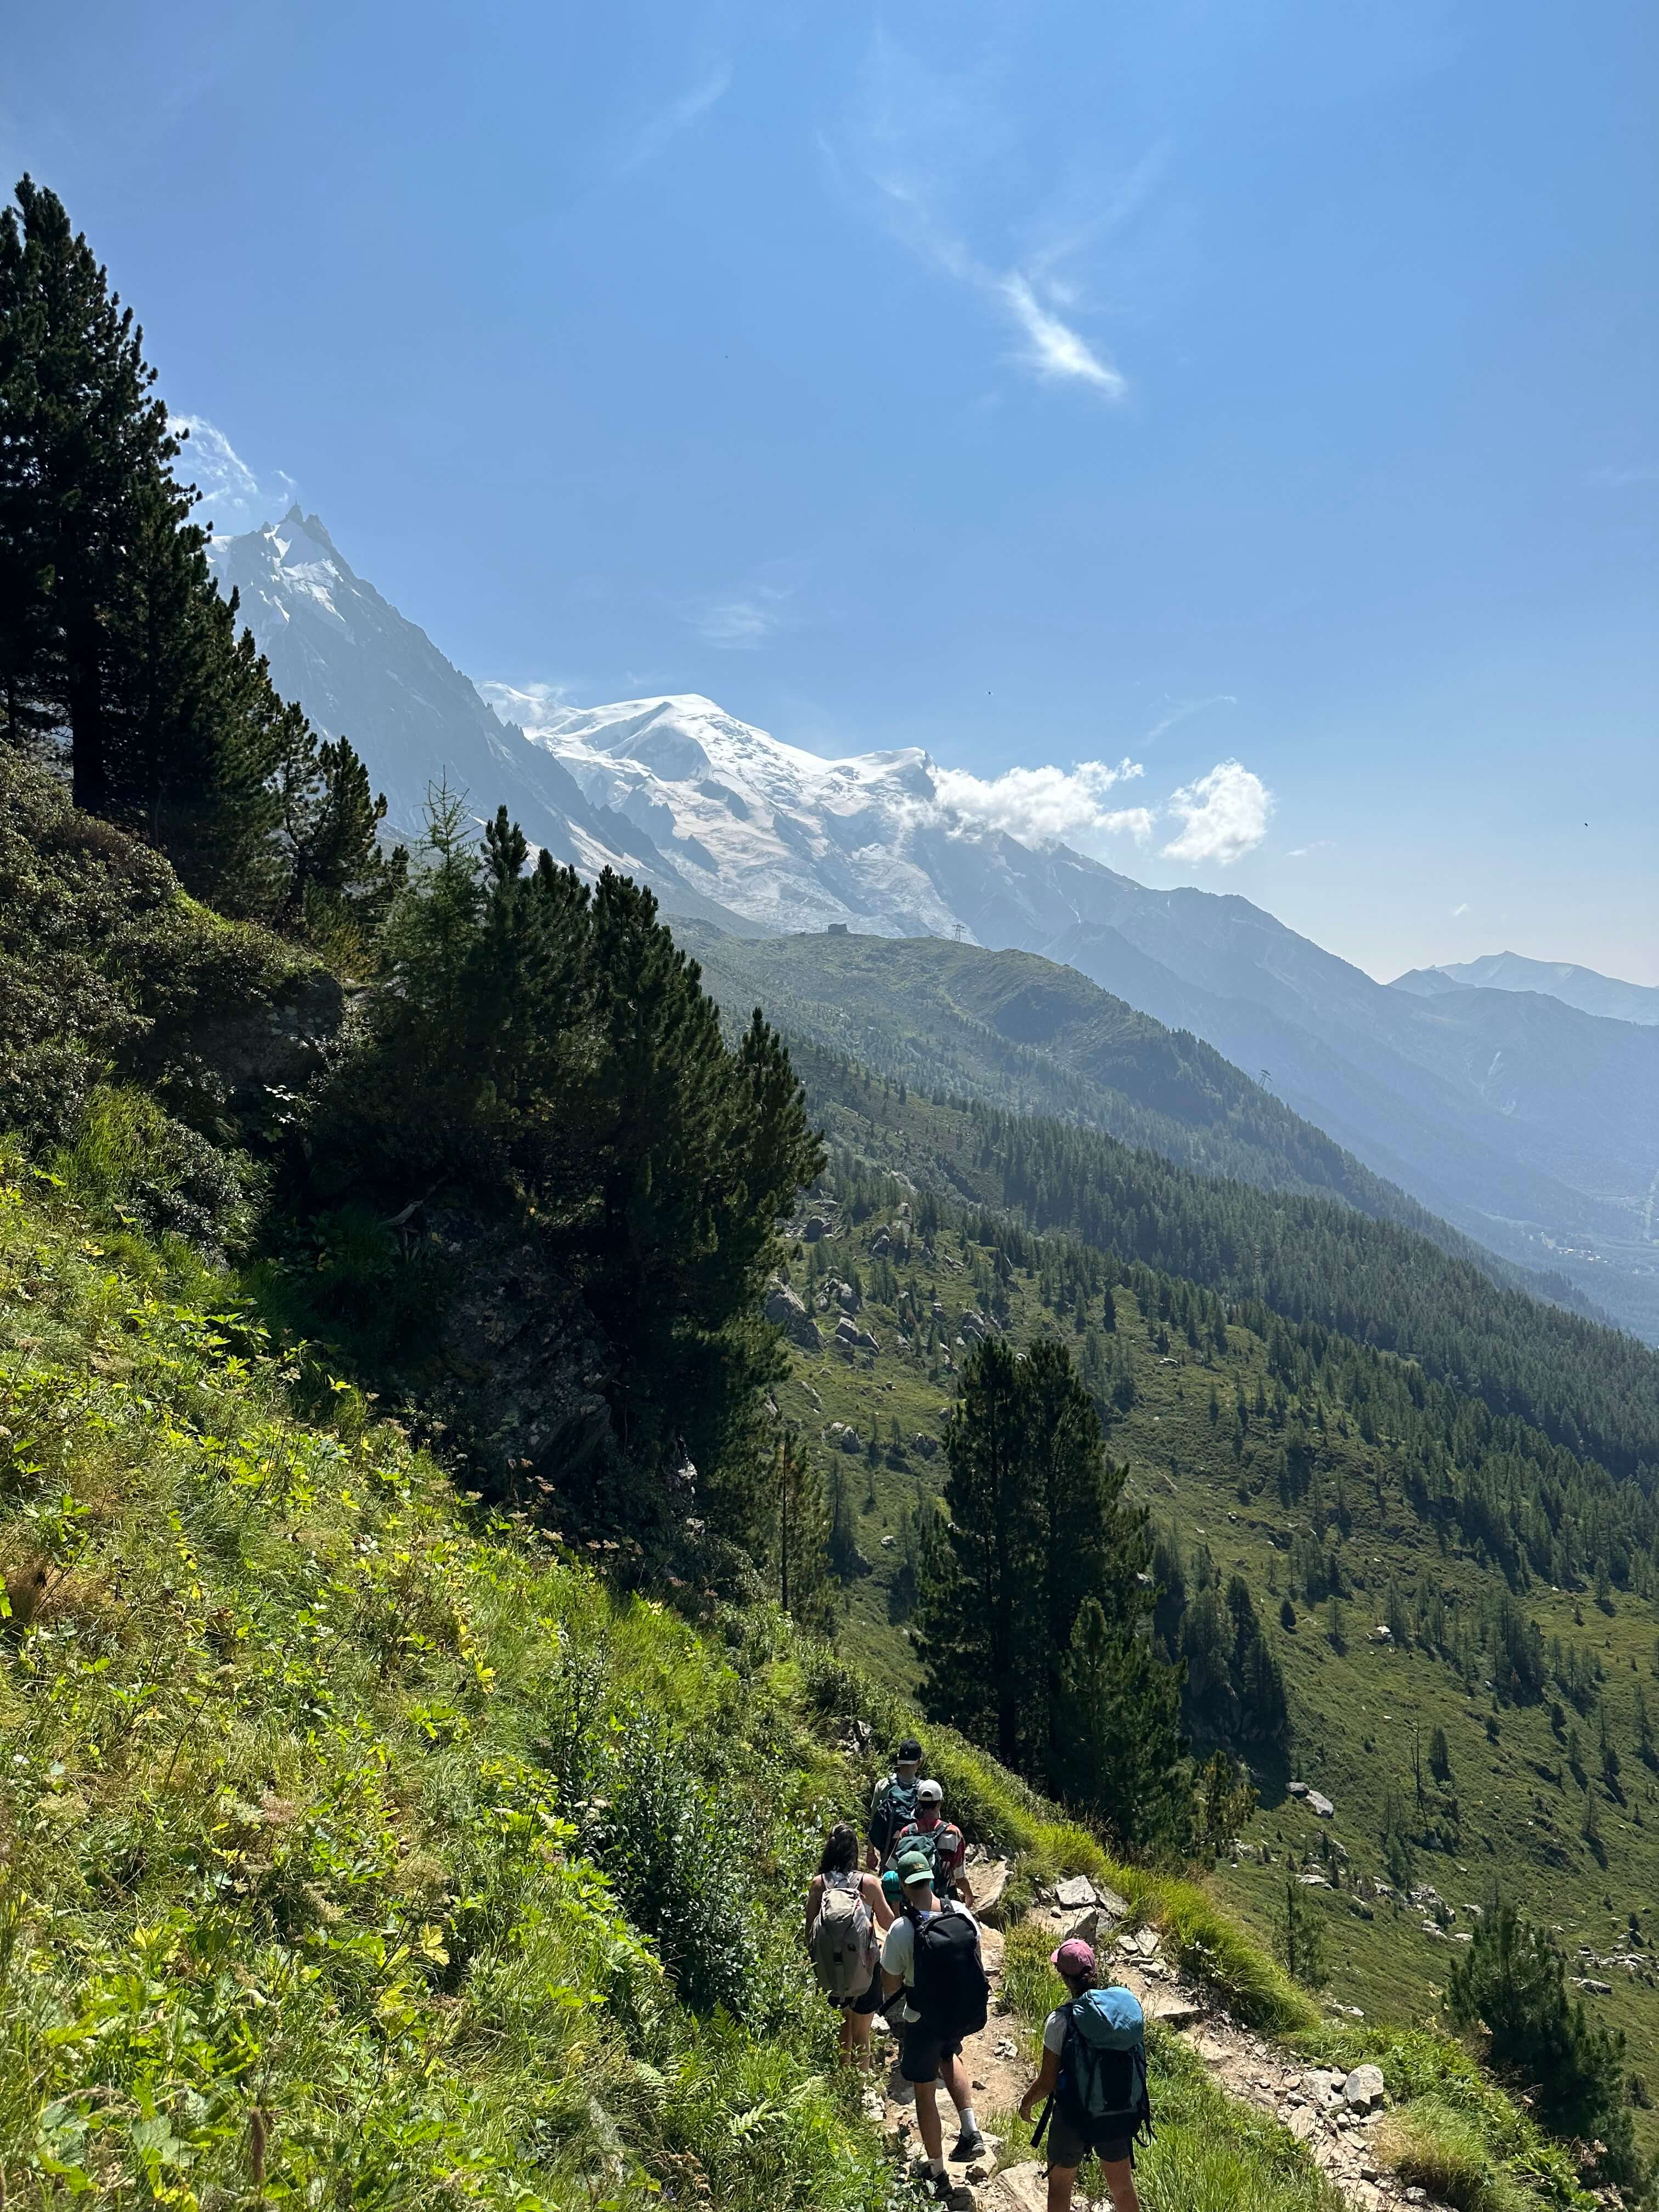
left=1030, top=2095, right=1054, bottom=2149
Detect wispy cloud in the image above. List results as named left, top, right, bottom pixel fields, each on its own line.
left=933, top=757, right=1151, bottom=848
left=685, top=582, right=795, bottom=651
left=1142, top=693, right=1237, bottom=746
left=836, top=31, right=1137, bottom=401
left=998, top=275, right=1125, bottom=394
left=1286, top=839, right=1333, bottom=859
left=1161, top=760, right=1273, bottom=865
left=1452, top=901, right=1470, bottom=917
left=170, top=414, right=293, bottom=532
left=1585, top=463, right=1659, bottom=488
left=618, top=63, right=731, bottom=175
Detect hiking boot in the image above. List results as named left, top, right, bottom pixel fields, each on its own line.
left=949, top=2127, right=986, bottom=2163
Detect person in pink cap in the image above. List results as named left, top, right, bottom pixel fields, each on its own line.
left=1017, top=1938, right=1146, bottom=2210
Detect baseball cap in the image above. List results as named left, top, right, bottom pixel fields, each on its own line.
left=896, top=1849, right=934, bottom=1888
left=916, top=1779, right=944, bottom=1804
left=1051, top=1938, right=1096, bottom=1977
left=896, top=1738, right=923, bottom=1766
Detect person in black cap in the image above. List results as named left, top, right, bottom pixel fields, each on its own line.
left=866, top=1736, right=924, bottom=1871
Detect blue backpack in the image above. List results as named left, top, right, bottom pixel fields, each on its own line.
left=1040, top=1987, right=1153, bottom=2156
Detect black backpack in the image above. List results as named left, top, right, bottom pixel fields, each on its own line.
left=910, top=1904, right=989, bottom=2043
left=1040, top=1988, right=1153, bottom=2155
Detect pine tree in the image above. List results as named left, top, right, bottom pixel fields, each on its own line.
left=275, top=732, right=407, bottom=944
left=1056, top=1595, right=1192, bottom=1857
left=775, top=1433, right=834, bottom=1636
left=915, top=1335, right=1186, bottom=1816
left=0, top=175, right=332, bottom=912
left=1429, top=1725, right=1452, bottom=1786
left=1277, top=1875, right=1329, bottom=1989
left=1448, top=1893, right=1638, bottom=2183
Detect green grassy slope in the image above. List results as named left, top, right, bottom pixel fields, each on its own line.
left=0, top=1156, right=1410, bottom=2211
left=681, top=924, right=1596, bottom=1315
left=769, top=1178, right=1659, bottom=2161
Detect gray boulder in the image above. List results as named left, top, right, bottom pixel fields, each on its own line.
left=1342, top=2064, right=1386, bottom=2110
left=764, top=1279, right=822, bottom=1350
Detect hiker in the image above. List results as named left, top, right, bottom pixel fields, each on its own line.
left=1018, top=1939, right=1149, bottom=2212
left=880, top=1848, right=990, bottom=2197
left=888, top=1778, right=973, bottom=1906
left=866, top=1736, right=924, bottom=1871
left=806, top=1822, right=893, bottom=2066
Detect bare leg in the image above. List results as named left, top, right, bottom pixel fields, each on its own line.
left=1046, top=2163, right=1078, bottom=2211
left=1100, top=2157, right=1141, bottom=2211
left=845, top=2008, right=876, bottom=2068
left=914, top=2080, right=944, bottom=2167
left=938, top=2048, right=970, bottom=2125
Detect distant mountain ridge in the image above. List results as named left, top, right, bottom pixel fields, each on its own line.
left=205, top=514, right=1659, bottom=1341
left=677, top=924, right=1598, bottom=1317
left=1393, top=951, right=1659, bottom=1026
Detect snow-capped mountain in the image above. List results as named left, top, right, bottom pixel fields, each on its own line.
left=205, top=512, right=1659, bottom=1339
left=205, top=511, right=753, bottom=931
left=481, top=687, right=969, bottom=938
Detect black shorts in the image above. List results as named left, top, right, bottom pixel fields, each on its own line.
left=900, top=2022, right=963, bottom=2084
left=850, top=1978, right=882, bottom=2017
left=1046, top=2111, right=1133, bottom=2171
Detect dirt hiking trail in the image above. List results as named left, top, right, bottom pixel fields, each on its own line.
left=866, top=1860, right=1454, bottom=2212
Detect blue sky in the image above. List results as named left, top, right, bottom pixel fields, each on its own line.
left=5, top=0, right=1656, bottom=980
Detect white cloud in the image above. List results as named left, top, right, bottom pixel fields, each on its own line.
left=1286, top=839, right=1333, bottom=859
left=686, top=583, right=795, bottom=650
left=839, top=32, right=1134, bottom=402
left=998, top=275, right=1126, bottom=395
left=933, top=757, right=1152, bottom=848
left=1452, top=901, right=1470, bottom=917
left=1160, top=759, right=1273, bottom=865
left=170, top=414, right=293, bottom=532
left=619, top=64, right=731, bottom=174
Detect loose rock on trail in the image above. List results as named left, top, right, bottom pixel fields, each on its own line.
left=865, top=1869, right=1455, bottom=2211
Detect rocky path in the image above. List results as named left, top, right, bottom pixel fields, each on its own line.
left=866, top=1865, right=1446, bottom=2212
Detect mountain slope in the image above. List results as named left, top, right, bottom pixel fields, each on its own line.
left=500, top=689, right=1659, bottom=1339
left=206, top=524, right=1658, bottom=1339
left=1395, top=952, right=1659, bottom=1026
left=680, top=922, right=1599, bottom=1315
left=206, top=514, right=763, bottom=934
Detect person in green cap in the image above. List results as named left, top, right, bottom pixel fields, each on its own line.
left=879, top=1849, right=990, bottom=2197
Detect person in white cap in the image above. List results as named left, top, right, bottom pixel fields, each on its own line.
left=887, top=1778, right=973, bottom=1905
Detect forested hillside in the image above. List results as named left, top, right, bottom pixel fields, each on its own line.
left=764, top=1153, right=1659, bottom=2171
left=680, top=926, right=1596, bottom=1319
left=785, top=1047, right=1659, bottom=1488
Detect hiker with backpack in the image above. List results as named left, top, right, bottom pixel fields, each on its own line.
left=879, top=1849, right=990, bottom=2197
left=1018, top=1939, right=1149, bottom=2211
left=887, top=1777, right=974, bottom=1906
left=866, top=1736, right=924, bottom=1871
left=806, top=1822, right=893, bottom=2067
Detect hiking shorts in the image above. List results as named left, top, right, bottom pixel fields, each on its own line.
left=1046, top=2112, right=1133, bottom=2172
left=899, top=2022, right=963, bottom=2085
left=849, top=1978, right=882, bottom=2017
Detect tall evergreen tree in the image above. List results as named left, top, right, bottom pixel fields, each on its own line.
left=0, top=176, right=330, bottom=912
left=915, top=1335, right=1187, bottom=1831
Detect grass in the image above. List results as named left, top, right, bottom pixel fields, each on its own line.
left=771, top=1188, right=1659, bottom=2168
left=0, top=1152, right=1628, bottom=2209
left=1374, top=2098, right=1532, bottom=2212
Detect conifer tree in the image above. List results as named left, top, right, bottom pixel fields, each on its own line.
left=775, top=1432, right=834, bottom=1635
left=0, top=176, right=330, bottom=913
left=915, top=1335, right=1186, bottom=1825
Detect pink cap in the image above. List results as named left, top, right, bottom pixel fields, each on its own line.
left=1051, top=1938, right=1096, bottom=1976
